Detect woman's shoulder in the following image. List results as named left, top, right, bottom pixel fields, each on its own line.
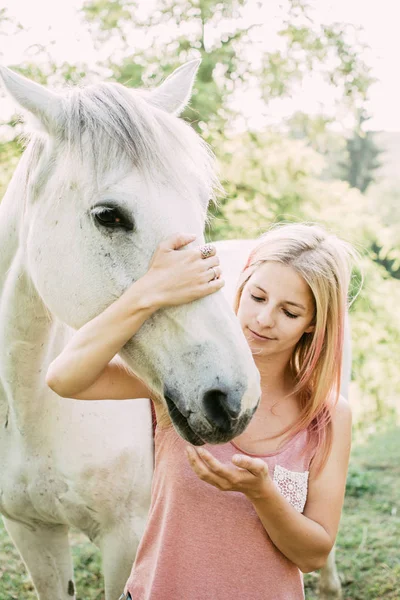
left=330, top=395, right=352, bottom=432
left=308, top=395, right=351, bottom=482
left=324, top=395, right=352, bottom=463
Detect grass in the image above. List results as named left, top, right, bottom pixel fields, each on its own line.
left=304, top=427, right=400, bottom=599
left=0, top=427, right=399, bottom=600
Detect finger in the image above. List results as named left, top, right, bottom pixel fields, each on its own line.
left=206, top=277, right=225, bottom=292
left=201, top=255, right=220, bottom=269
left=206, top=266, right=221, bottom=283
left=186, top=447, right=228, bottom=488
left=232, top=454, right=269, bottom=477
left=199, top=273, right=225, bottom=288
left=196, top=447, right=235, bottom=479
left=162, top=233, right=197, bottom=251
left=196, top=276, right=225, bottom=298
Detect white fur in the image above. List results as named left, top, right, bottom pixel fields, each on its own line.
left=146, top=58, right=201, bottom=115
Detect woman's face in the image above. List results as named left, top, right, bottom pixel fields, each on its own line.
left=237, top=261, right=315, bottom=359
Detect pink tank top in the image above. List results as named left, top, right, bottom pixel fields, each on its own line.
left=125, top=423, right=316, bottom=600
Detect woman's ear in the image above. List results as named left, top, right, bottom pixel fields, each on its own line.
left=304, top=324, right=315, bottom=334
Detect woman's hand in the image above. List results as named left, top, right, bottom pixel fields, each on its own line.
left=138, top=233, right=225, bottom=309
left=46, top=233, right=223, bottom=400
left=186, top=446, right=273, bottom=501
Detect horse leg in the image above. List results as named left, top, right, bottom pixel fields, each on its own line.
left=318, top=546, right=343, bottom=600
left=98, top=519, right=145, bottom=600
left=3, top=517, right=76, bottom=599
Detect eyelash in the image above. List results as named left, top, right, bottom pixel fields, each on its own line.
left=250, top=294, right=264, bottom=303
left=250, top=295, right=299, bottom=319
left=283, top=310, right=298, bottom=319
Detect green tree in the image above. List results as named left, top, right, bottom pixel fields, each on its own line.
left=82, top=0, right=253, bottom=139
left=261, top=1, right=374, bottom=112
left=366, top=181, right=400, bottom=280
left=339, top=110, right=382, bottom=193
left=81, top=0, right=375, bottom=140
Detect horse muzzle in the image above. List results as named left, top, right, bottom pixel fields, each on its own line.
left=164, top=387, right=260, bottom=445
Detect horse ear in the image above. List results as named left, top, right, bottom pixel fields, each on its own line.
left=0, top=66, right=63, bottom=133
left=147, top=59, right=201, bottom=116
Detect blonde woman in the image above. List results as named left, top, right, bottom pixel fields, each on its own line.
left=47, top=223, right=355, bottom=600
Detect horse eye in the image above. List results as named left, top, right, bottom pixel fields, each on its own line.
left=92, top=207, right=134, bottom=231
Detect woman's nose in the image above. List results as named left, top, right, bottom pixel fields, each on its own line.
left=256, top=307, right=275, bottom=328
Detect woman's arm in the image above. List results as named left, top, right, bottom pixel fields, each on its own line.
left=186, top=396, right=352, bottom=573
left=46, top=279, right=159, bottom=399
left=46, top=233, right=223, bottom=400
left=244, top=397, right=352, bottom=572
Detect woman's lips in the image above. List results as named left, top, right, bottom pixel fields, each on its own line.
left=248, top=328, right=276, bottom=341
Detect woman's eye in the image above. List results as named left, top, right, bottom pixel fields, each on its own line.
left=92, top=207, right=134, bottom=231
left=283, top=309, right=299, bottom=319
left=250, top=294, right=264, bottom=302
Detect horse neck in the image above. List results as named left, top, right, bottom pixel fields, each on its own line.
left=0, top=142, right=65, bottom=431
left=0, top=151, right=29, bottom=290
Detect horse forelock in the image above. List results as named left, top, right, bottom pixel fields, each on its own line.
left=19, top=80, right=221, bottom=218
left=60, top=82, right=221, bottom=202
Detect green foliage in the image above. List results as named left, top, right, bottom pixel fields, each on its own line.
left=287, top=112, right=341, bottom=156
left=339, top=110, right=383, bottom=193
left=80, top=0, right=375, bottom=144
left=83, top=0, right=136, bottom=35
left=207, top=131, right=326, bottom=239
left=82, top=0, right=253, bottom=141
left=262, top=0, right=374, bottom=110
left=365, top=180, right=400, bottom=280
left=305, top=428, right=400, bottom=599
left=346, top=465, right=378, bottom=498
left=0, top=7, right=23, bottom=43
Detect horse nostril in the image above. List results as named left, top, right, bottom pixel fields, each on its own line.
left=202, top=389, right=241, bottom=432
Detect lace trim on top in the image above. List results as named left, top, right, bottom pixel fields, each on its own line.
left=273, top=465, right=309, bottom=513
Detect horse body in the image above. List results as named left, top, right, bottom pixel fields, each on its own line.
left=0, top=134, right=154, bottom=600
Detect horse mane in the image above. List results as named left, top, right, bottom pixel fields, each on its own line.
left=21, top=81, right=221, bottom=214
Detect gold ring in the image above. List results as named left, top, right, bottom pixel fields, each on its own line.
left=200, top=244, right=215, bottom=259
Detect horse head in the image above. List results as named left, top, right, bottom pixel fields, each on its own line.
left=0, top=61, right=260, bottom=445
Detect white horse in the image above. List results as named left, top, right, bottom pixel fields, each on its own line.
left=0, top=61, right=261, bottom=600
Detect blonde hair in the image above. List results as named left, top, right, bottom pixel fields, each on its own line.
left=234, top=223, right=357, bottom=472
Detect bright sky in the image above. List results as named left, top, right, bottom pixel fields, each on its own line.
left=1, top=0, right=399, bottom=131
